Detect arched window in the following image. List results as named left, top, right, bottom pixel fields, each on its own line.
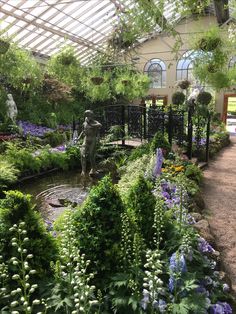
left=176, top=50, right=198, bottom=82
left=229, top=56, right=236, bottom=68
left=144, top=58, right=166, bottom=88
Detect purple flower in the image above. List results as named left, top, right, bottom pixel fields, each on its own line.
left=158, top=299, right=167, bottom=313
left=198, top=237, right=214, bottom=253
left=18, top=120, right=54, bottom=137
left=223, top=283, right=230, bottom=292
left=210, top=302, right=232, bottom=314
left=168, top=276, right=175, bottom=293
left=153, top=148, right=163, bottom=177
left=169, top=252, right=187, bottom=273
left=140, top=289, right=150, bottom=310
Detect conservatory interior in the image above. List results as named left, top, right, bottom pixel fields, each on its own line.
left=0, top=0, right=236, bottom=313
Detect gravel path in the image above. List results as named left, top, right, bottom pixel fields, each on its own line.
left=202, top=136, right=236, bottom=294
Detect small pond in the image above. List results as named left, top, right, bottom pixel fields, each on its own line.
left=16, top=170, right=98, bottom=222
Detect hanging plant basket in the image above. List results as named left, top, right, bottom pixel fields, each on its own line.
left=90, top=76, right=104, bottom=85
left=197, top=36, right=222, bottom=52
left=0, top=39, right=10, bottom=54
left=207, top=63, right=217, bottom=73
left=22, top=77, right=32, bottom=84
left=121, top=79, right=131, bottom=86
left=178, top=79, right=191, bottom=90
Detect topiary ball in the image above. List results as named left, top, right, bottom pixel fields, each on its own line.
left=172, top=91, right=185, bottom=105
left=197, top=91, right=212, bottom=106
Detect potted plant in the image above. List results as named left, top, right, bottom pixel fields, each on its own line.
left=0, top=39, right=10, bottom=54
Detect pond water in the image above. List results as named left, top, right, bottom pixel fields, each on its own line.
left=16, top=170, right=98, bottom=222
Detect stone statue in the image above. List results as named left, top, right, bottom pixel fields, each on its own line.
left=6, top=94, right=18, bottom=123
left=78, top=110, right=102, bottom=176
left=187, top=88, right=200, bottom=107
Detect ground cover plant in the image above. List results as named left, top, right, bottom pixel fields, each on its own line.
left=0, top=130, right=234, bottom=313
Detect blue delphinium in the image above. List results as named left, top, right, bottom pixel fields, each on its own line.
left=169, top=252, right=187, bottom=293
left=153, top=148, right=163, bottom=178
left=140, top=289, right=150, bottom=310
left=169, top=252, right=187, bottom=273
left=198, top=237, right=214, bottom=254
left=210, top=301, right=232, bottom=314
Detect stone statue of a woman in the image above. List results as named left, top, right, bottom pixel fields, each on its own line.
left=6, top=94, right=18, bottom=123
left=78, top=110, right=102, bottom=175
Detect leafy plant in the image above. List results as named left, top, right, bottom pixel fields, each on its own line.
left=150, top=131, right=171, bottom=154
left=0, top=43, right=43, bottom=91
left=196, top=91, right=212, bottom=106
left=0, top=190, right=58, bottom=278
left=172, top=91, right=186, bottom=106
left=125, top=175, right=156, bottom=243
left=73, top=175, right=124, bottom=289
left=0, top=159, right=19, bottom=191
left=47, top=46, right=81, bottom=87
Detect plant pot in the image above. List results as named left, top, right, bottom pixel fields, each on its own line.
left=58, top=55, right=75, bottom=65
left=0, top=39, right=10, bottom=54
left=207, top=64, right=217, bottom=73
left=198, top=37, right=222, bottom=52
left=22, top=77, right=32, bottom=84
left=90, top=76, right=104, bottom=85
left=121, top=79, right=131, bottom=85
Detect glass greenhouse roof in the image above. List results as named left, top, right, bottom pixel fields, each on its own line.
left=0, top=0, right=231, bottom=64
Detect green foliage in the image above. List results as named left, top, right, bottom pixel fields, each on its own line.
left=194, top=27, right=223, bottom=52
left=184, top=164, right=203, bottom=185
left=2, top=141, right=70, bottom=177
left=65, top=145, right=81, bottom=169
left=125, top=176, right=156, bottom=243
left=118, top=153, right=153, bottom=195
left=0, top=159, right=19, bottom=190
left=196, top=91, right=212, bottom=106
left=150, top=131, right=171, bottom=154
left=109, top=272, right=142, bottom=313
left=192, top=27, right=231, bottom=90
left=4, top=141, right=41, bottom=176
left=0, top=43, right=43, bottom=91
left=128, top=143, right=150, bottom=161
left=73, top=175, right=124, bottom=288
left=47, top=46, right=81, bottom=87
left=82, top=69, right=112, bottom=102
left=0, top=190, right=58, bottom=278
left=114, top=69, right=150, bottom=101
left=172, top=91, right=185, bottom=105
left=47, top=212, right=98, bottom=314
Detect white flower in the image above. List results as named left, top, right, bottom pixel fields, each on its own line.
left=12, top=274, right=20, bottom=280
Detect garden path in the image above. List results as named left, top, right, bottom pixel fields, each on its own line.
left=202, top=136, right=236, bottom=295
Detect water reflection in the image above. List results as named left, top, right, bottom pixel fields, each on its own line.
left=17, top=170, right=98, bottom=221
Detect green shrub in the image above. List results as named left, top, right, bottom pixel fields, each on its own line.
left=0, top=159, right=19, bottom=190
left=185, top=164, right=203, bottom=185
left=73, top=176, right=124, bottom=288
left=150, top=131, right=171, bottom=154
left=43, top=131, right=65, bottom=147
left=65, top=145, right=81, bottom=169
left=172, top=91, right=185, bottom=106
left=0, top=190, right=58, bottom=278
left=128, top=142, right=150, bottom=161
left=125, top=176, right=156, bottom=244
